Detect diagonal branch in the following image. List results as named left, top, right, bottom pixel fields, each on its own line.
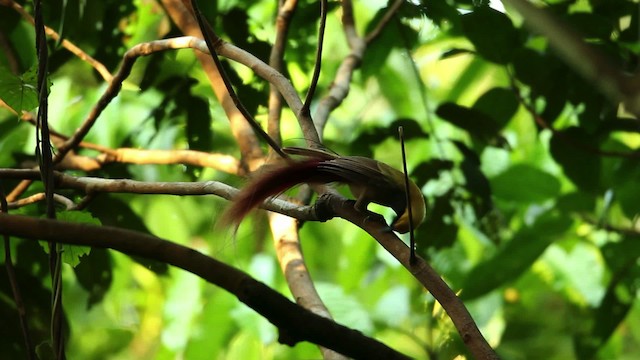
left=0, top=213, right=410, bottom=360
left=318, top=193, right=499, bottom=360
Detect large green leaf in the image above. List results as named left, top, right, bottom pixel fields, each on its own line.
left=491, top=164, right=561, bottom=203
left=436, top=103, right=501, bottom=143
left=550, top=127, right=602, bottom=193
left=461, top=213, right=572, bottom=300
left=461, top=6, right=521, bottom=64
left=0, top=67, right=39, bottom=113
left=473, top=87, right=519, bottom=129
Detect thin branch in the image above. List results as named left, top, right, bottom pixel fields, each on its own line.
left=313, top=1, right=362, bottom=135
left=6, top=180, right=32, bottom=202
left=317, top=194, right=499, bottom=360
left=55, top=37, right=212, bottom=163
left=7, top=192, right=74, bottom=210
left=96, top=148, right=240, bottom=174
left=267, top=0, right=298, bottom=149
left=218, top=38, right=321, bottom=146
left=0, top=169, right=317, bottom=222
left=2, top=0, right=112, bottom=82
left=32, top=0, right=64, bottom=357
left=0, top=213, right=410, bottom=360
left=301, top=0, right=327, bottom=114
left=364, top=0, right=404, bottom=45
left=161, top=0, right=263, bottom=169
left=21, top=115, right=242, bottom=173
left=268, top=212, right=347, bottom=360
left=315, top=0, right=405, bottom=135
left=189, top=0, right=289, bottom=159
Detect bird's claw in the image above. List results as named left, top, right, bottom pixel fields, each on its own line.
left=361, top=211, right=392, bottom=230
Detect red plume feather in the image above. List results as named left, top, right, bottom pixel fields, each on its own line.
left=221, top=159, right=328, bottom=228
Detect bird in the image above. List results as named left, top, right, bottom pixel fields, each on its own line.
left=221, top=147, right=426, bottom=233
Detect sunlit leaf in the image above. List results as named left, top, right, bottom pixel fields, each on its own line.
left=56, top=211, right=101, bottom=267
left=491, top=164, right=561, bottom=203
left=0, top=67, right=39, bottom=113
left=461, top=213, right=572, bottom=300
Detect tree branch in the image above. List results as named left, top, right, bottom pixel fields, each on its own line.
left=0, top=213, right=410, bottom=360
left=317, top=194, right=499, bottom=360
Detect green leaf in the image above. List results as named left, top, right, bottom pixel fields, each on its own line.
left=461, top=6, right=521, bottom=64
left=473, top=87, right=519, bottom=129
left=73, top=249, right=113, bottom=308
left=576, top=235, right=640, bottom=357
left=555, top=191, right=596, bottom=213
left=0, top=66, right=39, bottom=113
left=437, top=103, right=507, bottom=147
left=491, top=164, right=561, bottom=203
left=452, top=141, right=493, bottom=213
left=461, top=213, right=572, bottom=300
left=56, top=211, right=101, bottom=267
left=417, top=190, right=458, bottom=250
left=549, top=127, right=602, bottom=193
left=412, top=159, right=454, bottom=186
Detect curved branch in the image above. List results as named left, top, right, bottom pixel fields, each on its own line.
left=317, top=194, right=499, bottom=360
left=0, top=213, right=410, bottom=360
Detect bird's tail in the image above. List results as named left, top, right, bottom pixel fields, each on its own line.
left=220, top=159, right=330, bottom=228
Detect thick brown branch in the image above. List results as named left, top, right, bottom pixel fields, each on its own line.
left=0, top=213, right=410, bottom=360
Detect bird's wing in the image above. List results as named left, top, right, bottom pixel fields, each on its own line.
left=320, top=156, right=401, bottom=191
left=283, top=146, right=338, bottom=160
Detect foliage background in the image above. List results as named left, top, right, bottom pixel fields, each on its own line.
left=1, top=0, right=640, bottom=359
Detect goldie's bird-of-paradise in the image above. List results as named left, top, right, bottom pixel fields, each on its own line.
left=222, top=147, right=426, bottom=233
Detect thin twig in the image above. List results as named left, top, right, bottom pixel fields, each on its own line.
left=0, top=169, right=317, bottom=222
left=189, top=0, right=289, bottom=159
left=364, top=0, right=404, bottom=45
left=301, top=0, right=327, bottom=114
left=267, top=0, right=298, bottom=148
left=32, top=1, right=64, bottom=357
left=7, top=192, right=75, bottom=210
left=3, top=0, right=112, bottom=81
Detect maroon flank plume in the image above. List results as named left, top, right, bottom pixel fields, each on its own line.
left=221, top=158, right=333, bottom=228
